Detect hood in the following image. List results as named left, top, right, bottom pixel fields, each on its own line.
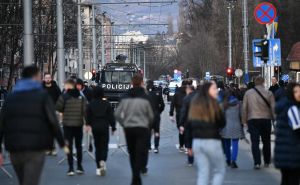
left=13, top=79, right=42, bottom=92
left=66, top=89, right=81, bottom=98
left=128, top=87, right=146, bottom=98
left=227, top=95, right=239, bottom=106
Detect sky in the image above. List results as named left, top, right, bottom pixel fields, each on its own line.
left=94, top=0, right=179, bottom=35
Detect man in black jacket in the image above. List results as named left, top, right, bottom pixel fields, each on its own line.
left=43, top=73, right=62, bottom=156
left=146, top=80, right=165, bottom=153
left=170, top=80, right=188, bottom=152
left=43, top=73, right=61, bottom=103
left=0, top=66, right=66, bottom=185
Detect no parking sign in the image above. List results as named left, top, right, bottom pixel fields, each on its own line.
left=254, top=2, right=277, bottom=24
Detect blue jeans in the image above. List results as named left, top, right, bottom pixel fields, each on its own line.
left=223, top=139, right=239, bottom=162
left=193, top=139, right=226, bottom=185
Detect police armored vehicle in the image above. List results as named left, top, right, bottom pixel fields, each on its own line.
left=99, top=62, right=140, bottom=102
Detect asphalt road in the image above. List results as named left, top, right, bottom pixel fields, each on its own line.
left=0, top=103, right=281, bottom=185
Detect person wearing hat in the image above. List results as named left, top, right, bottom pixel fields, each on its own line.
left=76, top=79, right=93, bottom=102
left=220, top=88, right=244, bottom=168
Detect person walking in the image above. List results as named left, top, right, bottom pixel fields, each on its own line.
left=220, top=89, right=244, bottom=168
left=115, top=74, right=154, bottom=185
left=269, top=76, right=280, bottom=95
left=242, top=76, right=275, bottom=169
left=170, top=80, right=188, bottom=152
left=86, top=86, right=116, bottom=176
left=43, top=72, right=62, bottom=156
left=76, top=78, right=93, bottom=102
left=0, top=66, right=66, bottom=185
left=187, top=81, right=226, bottom=185
left=43, top=73, right=61, bottom=103
left=179, top=83, right=196, bottom=166
left=146, top=80, right=165, bottom=153
left=275, top=83, right=300, bottom=185
left=56, top=79, right=87, bottom=176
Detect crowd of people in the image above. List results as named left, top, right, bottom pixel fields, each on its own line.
left=0, top=65, right=300, bottom=185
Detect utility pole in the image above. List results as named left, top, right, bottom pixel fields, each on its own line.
left=143, top=49, right=146, bottom=79
left=92, top=2, right=97, bottom=70
left=77, top=0, right=83, bottom=79
left=227, top=0, right=234, bottom=69
left=23, top=0, right=34, bottom=66
left=56, top=0, right=65, bottom=88
left=101, top=13, right=106, bottom=66
left=242, top=0, right=249, bottom=83
left=111, top=22, right=114, bottom=62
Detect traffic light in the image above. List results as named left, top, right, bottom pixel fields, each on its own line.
left=91, top=69, right=96, bottom=81
left=254, top=39, right=269, bottom=62
left=226, top=67, right=234, bottom=77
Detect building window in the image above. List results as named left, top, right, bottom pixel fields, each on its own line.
left=83, top=64, right=86, bottom=70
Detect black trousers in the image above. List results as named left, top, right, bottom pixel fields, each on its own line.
left=149, top=116, right=161, bottom=149
left=176, top=114, right=185, bottom=148
left=248, top=119, right=272, bottom=165
left=10, top=151, right=45, bottom=185
left=125, top=127, right=150, bottom=185
left=92, top=128, right=109, bottom=168
left=63, top=126, right=83, bottom=169
left=281, top=169, right=300, bottom=185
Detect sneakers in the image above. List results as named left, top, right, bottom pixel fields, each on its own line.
left=96, top=168, right=101, bottom=176
left=153, top=148, right=159, bottom=154
left=254, top=164, right=261, bottom=170
left=231, top=161, right=238, bottom=169
left=99, top=161, right=106, bottom=176
left=76, top=165, right=84, bottom=174
left=141, top=167, right=148, bottom=176
left=179, top=147, right=185, bottom=153
left=264, top=163, right=270, bottom=168
left=67, top=169, right=75, bottom=176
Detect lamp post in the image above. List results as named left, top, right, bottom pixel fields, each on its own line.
left=226, top=0, right=237, bottom=69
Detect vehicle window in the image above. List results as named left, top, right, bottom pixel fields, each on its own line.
left=119, top=72, right=133, bottom=83
left=103, top=71, right=133, bottom=83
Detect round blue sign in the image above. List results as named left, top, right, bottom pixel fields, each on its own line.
left=254, top=2, right=277, bottom=24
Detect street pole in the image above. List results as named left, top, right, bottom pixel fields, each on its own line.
left=111, top=22, right=114, bottom=62
left=242, top=0, right=249, bottom=83
left=143, top=49, right=146, bottom=80
left=77, top=0, right=83, bottom=79
left=101, top=14, right=106, bottom=66
left=92, top=2, right=97, bottom=70
left=23, top=0, right=34, bottom=66
left=227, top=1, right=233, bottom=69
left=56, top=0, right=65, bottom=89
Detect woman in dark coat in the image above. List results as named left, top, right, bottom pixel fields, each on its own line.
left=86, top=87, right=116, bottom=176
left=275, top=82, right=300, bottom=185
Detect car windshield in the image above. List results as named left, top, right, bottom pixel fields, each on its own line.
left=104, top=71, right=133, bottom=83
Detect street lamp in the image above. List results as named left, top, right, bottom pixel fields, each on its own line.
left=226, top=0, right=237, bottom=69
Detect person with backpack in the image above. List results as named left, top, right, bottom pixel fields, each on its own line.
left=242, top=76, right=275, bottom=169
left=86, top=87, right=116, bottom=176
left=220, top=89, right=244, bottom=168
left=56, top=79, right=87, bottom=176
left=275, top=82, right=300, bottom=185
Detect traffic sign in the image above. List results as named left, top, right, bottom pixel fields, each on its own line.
left=235, top=69, right=243, bottom=78
left=254, top=2, right=277, bottom=24
left=268, top=39, right=281, bottom=66
left=205, top=72, right=211, bottom=80
left=281, top=74, right=289, bottom=82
